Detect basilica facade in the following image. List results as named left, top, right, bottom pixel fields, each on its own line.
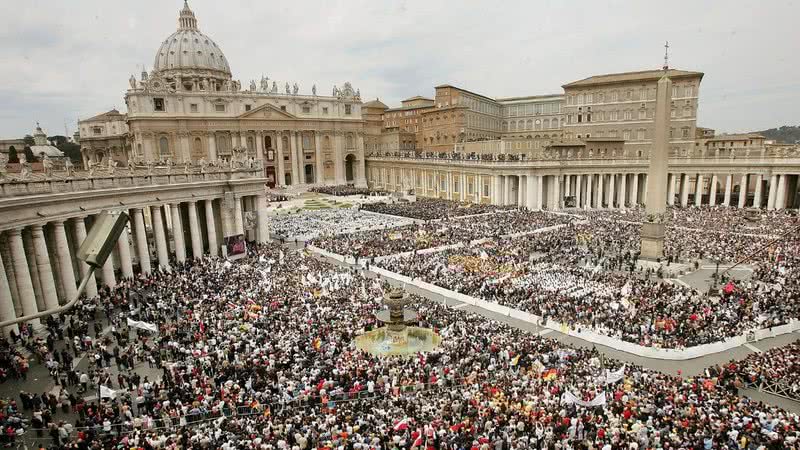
left=121, top=1, right=367, bottom=187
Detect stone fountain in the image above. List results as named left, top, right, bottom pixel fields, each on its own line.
left=355, top=289, right=441, bottom=357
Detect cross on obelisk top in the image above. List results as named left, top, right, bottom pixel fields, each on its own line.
left=663, top=41, right=670, bottom=71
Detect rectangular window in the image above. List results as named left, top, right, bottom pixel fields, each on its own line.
left=610, top=92, right=618, bottom=102
left=154, top=98, right=165, bottom=111
left=483, top=183, right=489, bottom=197
left=468, top=182, right=474, bottom=194
left=577, top=114, right=582, bottom=123
left=190, top=103, right=198, bottom=113
left=638, top=110, right=646, bottom=120
left=637, top=129, right=645, bottom=140
left=682, top=128, right=690, bottom=138
left=623, top=130, right=631, bottom=140
left=624, top=111, right=632, bottom=120
left=214, top=104, right=225, bottom=112
left=245, top=104, right=252, bottom=111
left=280, top=105, right=286, bottom=111
left=302, top=106, right=311, bottom=113
left=345, top=104, right=352, bottom=115
left=685, top=86, right=694, bottom=97
left=322, top=107, right=328, bottom=114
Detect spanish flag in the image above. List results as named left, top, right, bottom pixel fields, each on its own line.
left=313, top=338, right=322, bottom=350
left=542, top=369, right=558, bottom=381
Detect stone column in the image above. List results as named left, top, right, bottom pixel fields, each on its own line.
left=100, top=250, right=116, bottom=289
left=276, top=132, right=286, bottom=186
left=607, top=174, right=616, bottom=208
left=234, top=196, right=244, bottom=235
left=776, top=174, right=787, bottom=210
left=0, top=239, right=22, bottom=317
left=288, top=131, right=299, bottom=185
left=256, top=194, right=270, bottom=244
left=584, top=174, right=592, bottom=208
left=0, top=248, right=20, bottom=335
left=30, top=225, right=59, bottom=310
left=256, top=131, right=264, bottom=162
left=575, top=174, right=582, bottom=208
left=504, top=176, right=512, bottom=206
left=170, top=203, right=187, bottom=263
left=596, top=174, right=604, bottom=208
left=356, top=133, right=367, bottom=187
left=207, top=132, right=217, bottom=162
left=8, top=229, right=39, bottom=327
left=526, top=174, right=536, bottom=209
left=132, top=209, right=151, bottom=274
left=117, top=226, right=134, bottom=279
left=179, top=132, right=191, bottom=163
left=205, top=199, right=219, bottom=257
left=517, top=176, right=525, bottom=207
left=22, top=230, right=44, bottom=311
left=678, top=174, right=688, bottom=207
left=723, top=174, right=732, bottom=207
left=667, top=173, right=676, bottom=206
left=460, top=172, right=466, bottom=202
left=534, top=175, right=542, bottom=210
left=767, top=174, right=778, bottom=210
left=618, top=173, right=627, bottom=209
left=186, top=201, right=203, bottom=259
left=52, top=221, right=78, bottom=301
left=151, top=205, right=170, bottom=270
left=738, top=174, right=748, bottom=208
left=314, top=132, right=324, bottom=185
left=753, top=174, right=763, bottom=208
left=475, top=174, right=482, bottom=203
left=694, top=174, right=704, bottom=206
left=709, top=174, right=718, bottom=206
left=630, top=174, right=639, bottom=206
left=553, top=175, right=561, bottom=210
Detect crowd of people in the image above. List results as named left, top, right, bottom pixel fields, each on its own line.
left=377, top=217, right=800, bottom=348
left=361, top=198, right=513, bottom=221
left=716, top=340, right=800, bottom=400
left=309, top=186, right=389, bottom=197
left=271, top=209, right=413, bottom=241
left=311, top=211, right=574, bottom=259
left=3, top=243, right=800, bottom=449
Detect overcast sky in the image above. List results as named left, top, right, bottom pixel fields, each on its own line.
left=1, top=0, right=798, bottom=139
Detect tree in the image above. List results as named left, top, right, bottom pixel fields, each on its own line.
left=48, top=135, right=69, bottom=147
left=57, top=141, right=82, bottom=163
left=7, top=146, right=18, bottom=163
left=23, top=135, right=35, bottom=146
left=24, top=146, right=38, bottom=162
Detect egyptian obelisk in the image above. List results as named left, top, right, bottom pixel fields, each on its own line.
left=640, top=49, right=672, bottom=259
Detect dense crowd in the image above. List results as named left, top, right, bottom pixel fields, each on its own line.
left=311, top=211, right=575, bottom=259
left=571, top=206, right=798, bottom=237
left=309, top=186, right=389, bottom=197
left=361, top=198, right=513, bottom=221
left=719, top=340, right=800, bottom=397
left=378, top=219, right=800, bottom=348
left=271, top=209, right=413, bottom=241
left=4, top=244, right=800, bottom=449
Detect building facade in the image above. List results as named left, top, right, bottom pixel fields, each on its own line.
left=117, top=2, right=367, bottom=187
left=77, top=109, right=130, bottom=168
left=562, top=69, right=703, bottom=157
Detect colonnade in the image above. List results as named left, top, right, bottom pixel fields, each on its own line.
left=0, top=193, right=270, bottom=335
left=666, top=172, right=795, bottom=210
left=490, top=173, right=647, bottom=211
left=487, top=171, right=797, bottom=211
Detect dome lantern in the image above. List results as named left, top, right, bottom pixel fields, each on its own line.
left=178, top=1, right=198, bottom=31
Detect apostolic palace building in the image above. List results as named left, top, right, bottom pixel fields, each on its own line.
left=0, top=1, right=798, bottom=330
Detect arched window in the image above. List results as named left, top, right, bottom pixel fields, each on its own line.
left=264, top=136, right=272, bottom=149
left=159, top=136, right=170, bottom=158
left=537, top=120, right=544, bottom=131
left=527, top=119, right=533, bottom=130
left=346, top=134, right=354, bottom=149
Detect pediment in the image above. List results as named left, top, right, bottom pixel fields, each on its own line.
left=238, top=103, right=297, bottom=119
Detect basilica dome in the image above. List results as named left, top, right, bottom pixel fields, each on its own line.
left=152, top=1, right=232, bottom=80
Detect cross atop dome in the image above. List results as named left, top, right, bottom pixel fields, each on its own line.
left=178, top=0, right=198, bottom=31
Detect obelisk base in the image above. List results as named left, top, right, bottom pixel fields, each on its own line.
left=640, top=222, right=665, bottom=260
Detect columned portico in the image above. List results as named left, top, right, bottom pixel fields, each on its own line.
left=738, top=174, right=748, bottom=208
left=667, top=173, right=676, bottom=206
left=151, top=205, right=170, bottom=270
left=72, top=217, right=98, bottom=297
left=170, top=203, right=187, bottom=263
left=132, top=208, right=152, bottom=274
left=753, top=174, right=763, bottom=208
left=709, top=175, right=718, bottom=206
left=187, top=201, right=203, bottom=259
left=31, top=225, right=58, bottom=311
left=694, top=174, right=704, bottom=206
left=723, top=174, right=732, bottom=207
left=52, top=220, right=78, bottom=301
left=205, top=199, right=219, bottom=256
left=8, top=229, right=39, bottom=327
